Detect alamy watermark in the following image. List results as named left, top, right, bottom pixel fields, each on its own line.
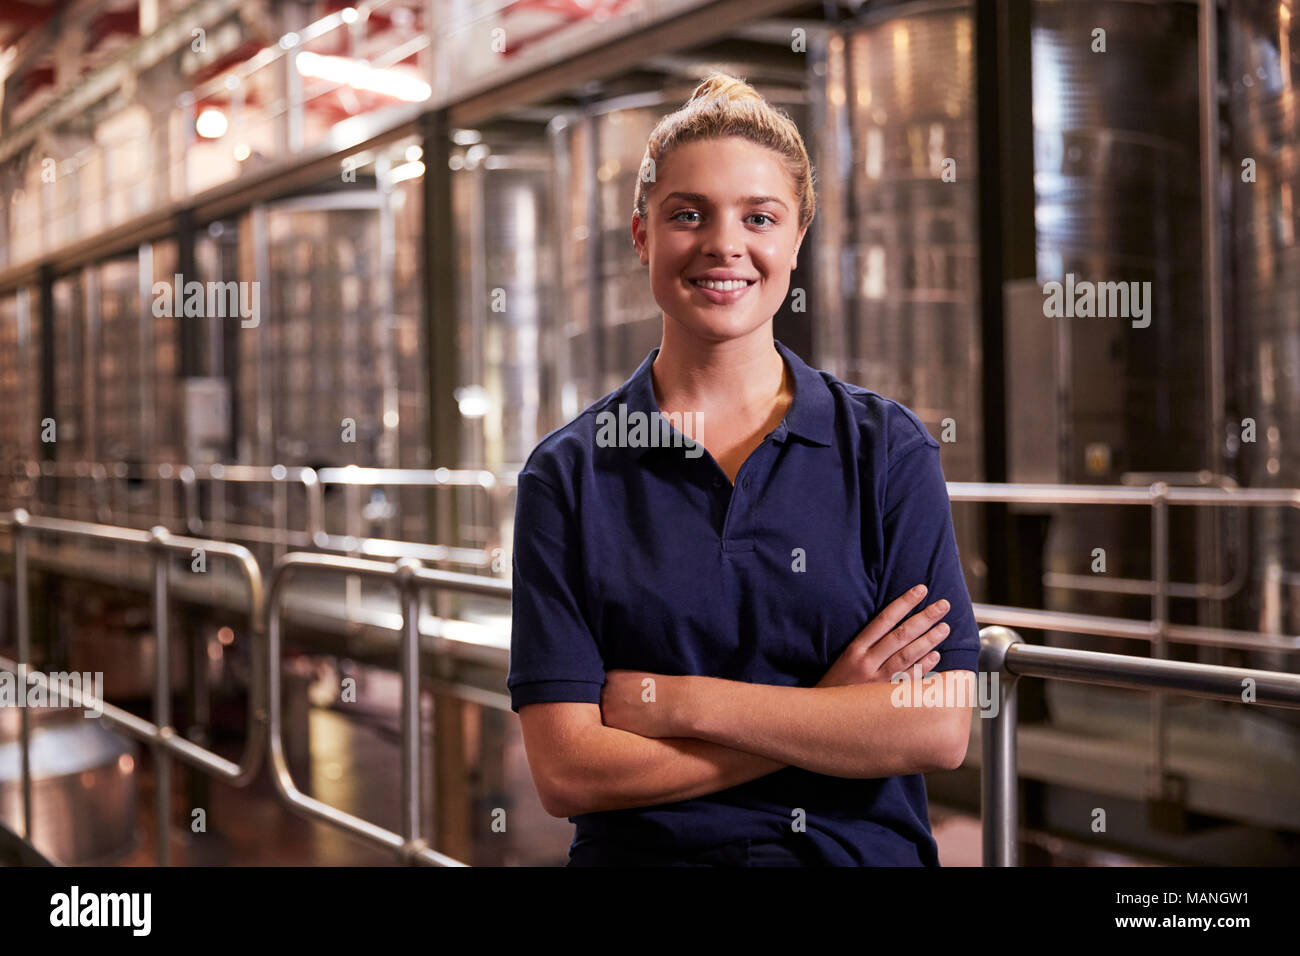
left=890, top=667, right=1002, bottom=718
left=595, top=404, right=704, bottom=458
left=152, top=273, right=260, bottom=328
left=0, top=666, right=104, bottom=718
left=50, top=886, right=150, bottom=936
left=1042, top=273, right=1151, bottom=328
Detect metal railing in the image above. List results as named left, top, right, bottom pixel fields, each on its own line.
left=949, top=480, right=1300, bottom=793
left=978, top=625, right=1300, bottom=866
left=17, top=467, right=1292, bottom=650
left=5, top=488, right=1300, bottom=867
left=13, top=460, right=322, bottom=552
left=0, top=508, right=265, bottom=865
left=265, top=552, right=511, bottom=867
left=0, top=509, right=514, bottom=867
left=13, top=459, right=519, bottom=572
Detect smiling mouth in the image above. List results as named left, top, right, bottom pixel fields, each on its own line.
left=688, top=278, right=758, bottom=291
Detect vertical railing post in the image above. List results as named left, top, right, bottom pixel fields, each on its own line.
left=1150, top=482, right=1169, bottom=796
left=159, top=464, right=175, bottom=529
left=150, top=525, right=172, bottom=866
left=396, top=557, right=424, bottom=861
left=346, top=481, right=361, bottom=619
left=211, top=465, right=226, bottom=542
left=180, top=465, right=199, bottom=535
left=11, top=508, right=33, bottom=842
left=272, top=465, right=289, bottom=563
left=302, top=469, right=323, bottom=546
left=980, top=626, right=1023, bottom=866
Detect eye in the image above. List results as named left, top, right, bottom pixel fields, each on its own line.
left=670, top=210, right=777, bottom=226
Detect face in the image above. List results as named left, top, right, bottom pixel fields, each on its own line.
left=632, top=136, right=807, bottom=344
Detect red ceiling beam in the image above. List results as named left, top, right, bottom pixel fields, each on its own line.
left=85, top=7, right=141, bottom=53
left=18, top=65, right=56, bottom=98
left=0, top=0, right=62, bottom=30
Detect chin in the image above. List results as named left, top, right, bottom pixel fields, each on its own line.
left=674, top=308, right=767, bottom=342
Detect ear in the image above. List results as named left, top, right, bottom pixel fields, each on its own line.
left=790, top=226, right=808, bottom=269
left=632, top=213, right=649, bottom=265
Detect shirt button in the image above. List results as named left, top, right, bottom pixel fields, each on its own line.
left=743, top=478, right=751, bottom=489
left=713, top=478, right=723, bottom=489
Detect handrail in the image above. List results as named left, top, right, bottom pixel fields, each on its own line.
left=16, top=464, right=1288, bottom=619
left=264, top=551, right=511, bottom=867
left=16, top=458, right=519, bottom=569
left=5, top=502, right=1300, bottom=867
left=0, top=508, right=265, bottom=865
left=949, top=479, right=1300, bottom=788
left=1040, top=470, right=1248, bottom=602
left=948, top=479, right=1293, bottom=600
left=971, top=603, right=1300, bottom=653
left=0, top=509, right=513, bottom=867
left=12, top=472, right=1300, bottom=813
left=978, top=626, right=1300, bottom=866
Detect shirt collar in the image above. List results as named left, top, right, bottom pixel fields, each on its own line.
left=618, top=338, right=835, bottom=460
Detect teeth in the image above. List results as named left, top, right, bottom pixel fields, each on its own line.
left=693, top=279, right=752, bottom=291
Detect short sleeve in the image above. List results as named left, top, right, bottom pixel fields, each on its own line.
left=507, top=469, right=607, bottom=712
left=876, top=441, right=980, bottom=674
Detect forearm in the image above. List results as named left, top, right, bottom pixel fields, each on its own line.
left=679, top=673, right=964, bottom=778
left=554, top=724, right=786, bottom=817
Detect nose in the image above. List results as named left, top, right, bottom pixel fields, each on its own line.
left=698, top=215, right=744, bottom=261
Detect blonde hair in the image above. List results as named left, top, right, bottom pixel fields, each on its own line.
left=633, top=71, right=816, bottom=233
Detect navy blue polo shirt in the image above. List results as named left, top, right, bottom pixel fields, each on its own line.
left=508, top=338, right=980, bottom=866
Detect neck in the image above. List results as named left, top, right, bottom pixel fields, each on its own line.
left=651, top=321, right=789, bottom=420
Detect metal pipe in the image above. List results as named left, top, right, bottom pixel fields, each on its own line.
left=12, top=509, right=32, bottom=842
left=264, top=552, right=469, bottom=866
left=1151, top=483, right=1169, bottom=796
left=301, top=468, right=323, bottom=546
left=1003, top=642, right=1300, bottom=708
left=272, top=469, right=288, bottom=565
left=8, top=477, right=1300, bottom=660
left=945, top=481, right=1300, bottom=508
left=260, top=553, right=510, bottom=864
left=9, top=509, right=1300, bottom=870
left=397, top=558, right=422, bottom=857
left=151, top=525, right=171, bottom=866
left=181, top=465, right=199, bottom=535
left=1199, top=0, right=1227, bottom=597
left=972, top=602, right=1300, bottom=653
left=979, top=626, right=1022, bottom=867
left=980, top=632, right=1300, bottom=868
left=346, top=482, right=362, bottom=621
left=0, top=512, right=266, bottom=786
left=159, top=464, right=175, bottom=529
left=1045, top=471, right=1248, bottom=602
left=213, top=467, right=226, bottom=540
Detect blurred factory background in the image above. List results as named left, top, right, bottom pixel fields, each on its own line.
left=0, top=0, right=1297, bottom=867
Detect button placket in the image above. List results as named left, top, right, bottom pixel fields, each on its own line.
left=720, top=441, right=770, bottom=551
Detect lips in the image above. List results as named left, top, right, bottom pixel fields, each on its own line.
left=686, top=276, right=757, bottom=304
left=689, top=278, right=757, bottom=290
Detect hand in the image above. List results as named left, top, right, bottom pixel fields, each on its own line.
left=600, top=669, right=685, bottom=738
left=817, top=584, right=951, bottom=687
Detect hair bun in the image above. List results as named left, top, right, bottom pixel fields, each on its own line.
left=687, top=72, right=762, bottom=106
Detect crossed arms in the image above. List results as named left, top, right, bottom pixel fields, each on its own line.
left=521, top=672, right=974, bottom=819
left=518, top=587, right=977, bottom=819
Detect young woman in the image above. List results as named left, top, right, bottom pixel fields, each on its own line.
left=508, top=73, right=979, bottom=866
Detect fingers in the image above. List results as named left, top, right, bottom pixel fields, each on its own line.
left=864, top=596, right=952, bottom=674
left=879, top=623, right=948, bottom=678
left=854, top=583, right=930, bottom=646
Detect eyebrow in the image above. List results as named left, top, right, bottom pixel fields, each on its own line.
left=660, top=191, right=789, bottom=211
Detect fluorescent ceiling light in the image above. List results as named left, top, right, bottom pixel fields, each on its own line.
left=295, top=51, right=431, bottom=103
